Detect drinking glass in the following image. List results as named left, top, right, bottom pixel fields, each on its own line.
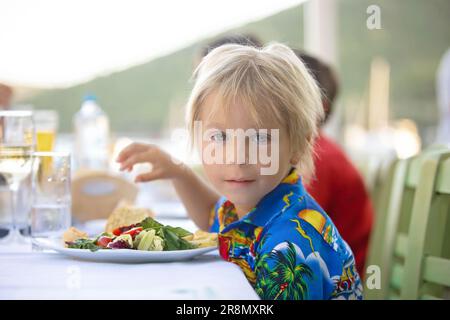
left=0, top=110, right=35, bottom=244
left=34, top=110, right=58, bottom=152
left=30, top=152, right=71, bottom=249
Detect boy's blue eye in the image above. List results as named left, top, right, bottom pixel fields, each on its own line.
left=210, top=132, right=226, bottom=142
left=251, top=133, right=270, bottom=144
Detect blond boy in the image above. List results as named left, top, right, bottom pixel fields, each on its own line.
left=117, top=43, right=363, bottom=300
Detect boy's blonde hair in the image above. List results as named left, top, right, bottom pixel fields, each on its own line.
left=185, top=42, right=324, bottom=181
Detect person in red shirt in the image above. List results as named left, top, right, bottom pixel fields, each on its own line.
left=294, top=51, right=374, bottom=276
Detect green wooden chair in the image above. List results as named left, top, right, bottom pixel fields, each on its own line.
left=401, top=153, right=450, bottom=299
left=371, top=156, right=398, bottom=219
left=365, top=146, right=450, bottom=299
left=364, top=157, right=409, bottom=299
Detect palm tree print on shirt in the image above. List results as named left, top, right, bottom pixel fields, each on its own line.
left=255, top=240, right=314, bottom=300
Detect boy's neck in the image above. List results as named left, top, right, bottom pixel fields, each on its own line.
left=234, top=204, right=255, bottom=219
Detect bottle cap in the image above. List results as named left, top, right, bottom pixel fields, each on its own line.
left=83, top=94, right=97, bottom=102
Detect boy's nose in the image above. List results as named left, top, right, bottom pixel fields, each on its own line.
left=225, top=137, right=250, bottom=165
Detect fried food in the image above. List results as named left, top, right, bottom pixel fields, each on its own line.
left=105, top=203, right=155, bottom=233
left=183, top=229, right=218, bottom=248
left=63, top=227, right=88, bottom=246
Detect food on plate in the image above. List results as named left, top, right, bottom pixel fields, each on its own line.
left=182, top=230, right=218, bottom=248
left=135, top=229, right=164, bottom=251
left=63, top=227, right=88, bottom=244
left=64, top=217, right=218, bottom=252
left=106, top=234, right=133, bottom=249
left=105, top=203, right=154, bottom=234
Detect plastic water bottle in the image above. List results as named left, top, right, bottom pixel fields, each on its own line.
left=73, top=94, right=110, bottom=170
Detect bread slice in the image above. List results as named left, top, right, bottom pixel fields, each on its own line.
left=63, top=227, right=88, bottom=246
left=105, top=201, right=155, bottom=233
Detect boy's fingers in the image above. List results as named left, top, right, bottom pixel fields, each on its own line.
left=119, top=154, right=143, bottom=171
left=117, top=143, right=146, bottom=162
left=116, top=143, right=150, bottom=162
left=119, top=149, right=155, bottom=171
left=135, top=170, right=161, bottom=183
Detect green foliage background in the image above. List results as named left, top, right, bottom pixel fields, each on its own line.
left=21, top=0, right=450, bottom=138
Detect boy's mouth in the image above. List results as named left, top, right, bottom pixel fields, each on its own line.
left=224, top=178, right=256, bottom=187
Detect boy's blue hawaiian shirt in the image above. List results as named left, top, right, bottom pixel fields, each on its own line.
left=209, top=167, right=363, bottom=300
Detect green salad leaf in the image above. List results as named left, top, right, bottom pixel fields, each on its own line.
left=139, top=217, right=194, bottom=250
left=139, top=217, right=164, bottom=230
left=66, top=238, right=100, bottom=252
left=165, top=226, right=192, bottom=238
left=157, top=227, right=197, bottom=251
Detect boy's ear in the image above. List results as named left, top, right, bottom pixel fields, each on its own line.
left=290, top=151, right=301, bottom=165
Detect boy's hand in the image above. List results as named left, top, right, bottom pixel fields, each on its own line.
left=117, top=142, right=219, bottom=231
left=116, top=143, right=185, bottom=183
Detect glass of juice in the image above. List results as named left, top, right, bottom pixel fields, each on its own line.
left=34, top=110, right=58, bottom=152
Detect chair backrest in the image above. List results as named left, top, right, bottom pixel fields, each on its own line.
left=388, top=149, right=450, bottom=299
left=401, top=153, right=450, bottom=299
left=371, top=157, right=398, bottom=219
left=364, top=146, right=450, bottom=299
left=71, top=169, right=139, bottom=222
left=364, top=158, right=403, bottom=299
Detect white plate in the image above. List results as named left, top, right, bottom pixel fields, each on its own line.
left=33, top=238, right=218, bottom=263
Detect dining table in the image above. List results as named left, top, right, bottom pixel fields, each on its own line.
left=1, top=180, right=259, bottom=300
left=0, top=216, right=260, bottom=300
left=1, top=135, right=260, bottom=300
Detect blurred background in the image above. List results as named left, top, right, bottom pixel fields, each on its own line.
left=1, top=0, right=449, bottom=226
left=1, top=0, right=447, bottom=143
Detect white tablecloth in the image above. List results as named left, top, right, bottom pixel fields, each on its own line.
left=1, top=176, right=259, bottom=300
left=0, top=247, right=259, bottom=300
left=0, top=216, right=260, bottom=300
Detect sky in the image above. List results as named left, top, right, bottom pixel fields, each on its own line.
left=0, top=0, right=305, bottom=88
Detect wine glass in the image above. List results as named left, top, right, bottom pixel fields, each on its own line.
left=0, top=110, right=35, bottom=244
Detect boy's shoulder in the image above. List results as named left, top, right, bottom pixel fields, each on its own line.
left=255, top=193, right=363, bottom=300
left=256, top=192, right=359, bottom=279
left=261, top=193, right=343, bottom=253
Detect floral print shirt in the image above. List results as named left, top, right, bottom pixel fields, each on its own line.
left=209, top=168, right=364, bottom=300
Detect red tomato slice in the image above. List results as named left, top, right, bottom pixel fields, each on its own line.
left=97, top=236, right=113, bottom=248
